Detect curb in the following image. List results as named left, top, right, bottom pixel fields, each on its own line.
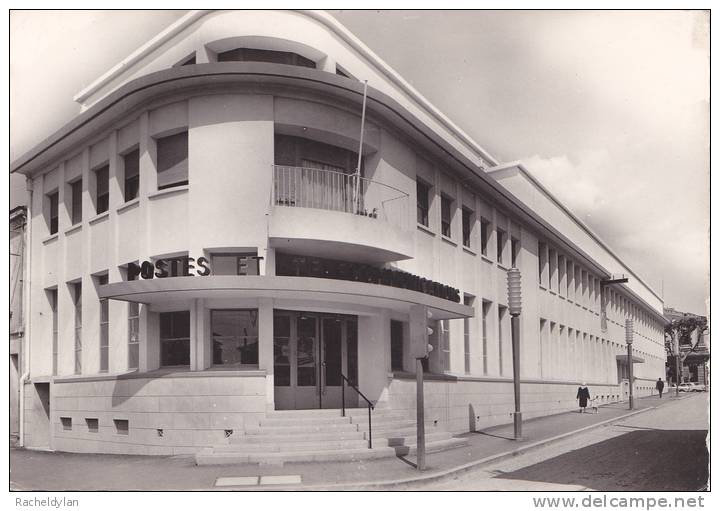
left=241, top=405, right=657, bottom=491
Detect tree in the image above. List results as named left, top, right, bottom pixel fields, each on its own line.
left=664, top=315, right=708, bottom=361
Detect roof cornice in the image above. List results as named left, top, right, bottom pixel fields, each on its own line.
left=72, top=9, right=498, bottom=167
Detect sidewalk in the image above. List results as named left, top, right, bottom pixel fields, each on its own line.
left=10, top=393, right=690, bottom=491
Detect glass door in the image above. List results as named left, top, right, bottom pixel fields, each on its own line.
left=294, top=315, right=320, bottom=409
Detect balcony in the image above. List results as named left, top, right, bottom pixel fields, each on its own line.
left=269, top=165, right=413, bottom=262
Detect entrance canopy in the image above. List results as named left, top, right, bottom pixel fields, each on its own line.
left=98, top=275, right=473, bottom=320
left=616, top=354, right=646, bottom=364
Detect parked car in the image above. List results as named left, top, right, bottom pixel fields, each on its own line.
left=678, top=383, right=692, bottom=392
left=689, top=382, right=707, bottom=392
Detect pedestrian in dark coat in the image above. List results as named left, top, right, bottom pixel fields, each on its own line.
left=656, top=378, right=665, bottom=398
left=577, top=383, right=591, bottom=413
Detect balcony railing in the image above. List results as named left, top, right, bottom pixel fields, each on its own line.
left=272, top=165, right=409, bottom=230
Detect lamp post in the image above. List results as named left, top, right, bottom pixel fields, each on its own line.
left=507, top=268, right=523, bottom=440
left=674, top=331, right=681, bottom=397
left=625, top=319, right=634, bottom=410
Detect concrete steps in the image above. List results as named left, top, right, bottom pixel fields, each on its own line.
left=194, top=407, right=467, bottom=466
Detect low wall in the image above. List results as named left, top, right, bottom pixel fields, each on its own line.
left=387, top=375, right=656, bottom=433
left=50, top=370, right=267, bottom=455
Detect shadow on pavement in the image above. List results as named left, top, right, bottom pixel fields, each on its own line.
left=497, top=429, right=708, bottom=491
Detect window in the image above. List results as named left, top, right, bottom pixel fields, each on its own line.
left=156, top=131, right=188, bottom=190
left=440, top=195, right=453, bottom=237
left=47, top=191, right=59, bottom=235
left=70, top=179, right=82, bottom=225
left=97, top=275, right=109, bottom=372
left=496, top=228, right=507, bottom=264
left=390, top=320, right=404, bottom=371
left=125, top=302, right=139, bottom=370
left=549, top=249, right=557, bottom=291
left=478, top=218, right=490, bottom=256
left=61, top=417, right=72, bottom=431
left=539, top=242, right=548, bottom=287
left=211, top=253, right=261, bottom=276
left=558, top=255, right=566, bottom=297
left=416, top=180, right=430, bottom=227
left=217, top=48, right=316, bottom=68
left=464, top=295, right=475, bottom=374
left=49, top=289, right=58, bottom=375
left=124, top=149, right=140, bottom=201
left=95, top=166, right=109, bottom=214
left=211, top=310, right=258, bottom=368
left=481, top=301, right=491, bottom=375
left=511, top=237, right=520, bottom=267
left=113, top=419, right=129, bottom=435
left=273, top=315, right=291, bottom=386
left=498, top=305, right=507, bottom=376
left=86, top=418, right=99, bottom=433
left=462, top=207, right=473, bottom=248
left=72, top=282, right=82, bottom=374
left=160, top=311, right=190, bottom=367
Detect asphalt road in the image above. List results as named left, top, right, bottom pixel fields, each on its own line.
left=421, top=393, right=709, bottom=491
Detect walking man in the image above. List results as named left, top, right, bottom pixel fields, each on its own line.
left=656, top=378, right=665, bottom=398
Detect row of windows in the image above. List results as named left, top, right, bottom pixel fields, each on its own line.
left=538, top=240, right=602, bottom=313
left=45, top=133, right=186, bottom=235
left=46, top=250, right=261, bottom=374
left=417, top=180, right=520, bottom=266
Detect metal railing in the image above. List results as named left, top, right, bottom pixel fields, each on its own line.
left=340, top=373, right=374, bottom=449
left=272, top=165, right=409, bottom=231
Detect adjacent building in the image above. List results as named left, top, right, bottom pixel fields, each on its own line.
left=11, top=10, right=667, bottom=457
left=10, top=206, right=26, bottom=444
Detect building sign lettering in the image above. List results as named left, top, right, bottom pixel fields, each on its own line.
left=128, top=256, right=211, bottom=280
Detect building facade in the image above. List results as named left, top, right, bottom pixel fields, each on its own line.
left=664, top=307, right=709, bottom=385
left=12, top=10, right=667, bottom=456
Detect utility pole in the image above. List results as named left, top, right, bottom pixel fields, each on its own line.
left=625, top=319, right=634, bottom=410
left=409, top=305, right=433, bottom=471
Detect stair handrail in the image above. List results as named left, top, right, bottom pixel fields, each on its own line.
left=340, top=373, right=374, bottom=448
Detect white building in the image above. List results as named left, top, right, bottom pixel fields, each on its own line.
left=11, top=10, right=667, bottom=461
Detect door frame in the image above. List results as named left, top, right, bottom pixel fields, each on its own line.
left=273, top=310, right=357, bottom=410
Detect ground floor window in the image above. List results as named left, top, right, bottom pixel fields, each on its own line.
left=211, top=309, right=259, bottom=368
left=128, top=303, right=140, bottom=370
left=390, top=320, right=404, bottom=371
left=160, top=311, right=190, bottom=367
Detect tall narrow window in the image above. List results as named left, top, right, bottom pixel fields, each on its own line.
left=98, top=275, right=109, bottom=372
left=160, top=311, right=190, bottom=367
left=511, top=237, right=520, bottom=267
left=481, top=300, right=491, bottom=375
left=496, top=228, right=507, bottom=264
left=211, top=309, right=259, bottom=368
left=549, top=249, right=557, bottom=291
left=416, top=180, right=430, bottom=227
left=480, top=218, right=490, bottom=256
left=49, top=289, right=58, bottom=375
left=440, top=195, right=453, bottom=237
left=539, top=242, right=548, bottom=287
left=72, top=282, right=82, bottom=374
left=390, top=320, right=404, bottom=371
left=95, top=166, right=109, bottom=214
left=498, top=305, right=507, bottom=376
left=70, top=179, right=82, bottom=225
left=156, top=131, right=188, bottom=190
left=124, top=149, right=140, bottom=201
left=463, top=295, right=475, bottom=374
left=273, top=314, right=291, bottom=386
left=128, top=302, right=140, bottom=370
left=48, top=192, right=59, bottom=235
left=462, top=207, right=473, bottom=248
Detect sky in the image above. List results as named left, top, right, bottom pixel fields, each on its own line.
left=9, top=10, right=710, bottom=315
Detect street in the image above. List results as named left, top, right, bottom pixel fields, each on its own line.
left=419, top=393, right=709, bottom=491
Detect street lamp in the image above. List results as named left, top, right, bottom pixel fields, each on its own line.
left=625, top=319, right=634, bottom=410
left=507, top=268, right=523, bottom=440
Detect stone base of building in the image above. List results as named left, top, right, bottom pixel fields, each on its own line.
left=20, top=373, right=657, bottom=456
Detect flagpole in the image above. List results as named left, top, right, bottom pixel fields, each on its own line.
left=354, top=80, right=368, bottom=214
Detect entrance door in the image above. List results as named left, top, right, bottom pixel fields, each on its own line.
left=273, top=311, right=358, bottom=410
